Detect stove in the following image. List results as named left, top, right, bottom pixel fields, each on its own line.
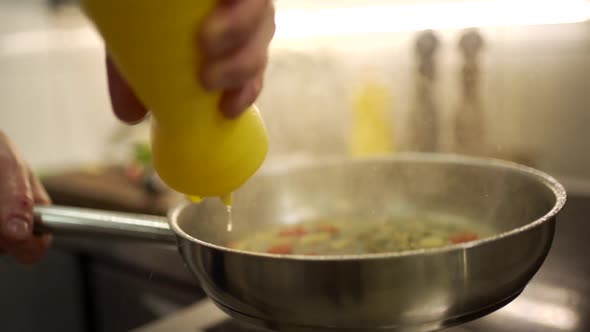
left=138, top=277, right=588, bottom=332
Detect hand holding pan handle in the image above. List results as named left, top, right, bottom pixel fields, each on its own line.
left=33, top=205, right=176, bottom=244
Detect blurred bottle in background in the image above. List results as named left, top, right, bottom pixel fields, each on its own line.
left=454, top=29, right=487, bottom=156
left=408, top=30, right=440, bottom=152
left=350, top=71, right=396, bottom=157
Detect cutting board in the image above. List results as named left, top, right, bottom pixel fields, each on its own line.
left=41, top=166, right=181, bottom=215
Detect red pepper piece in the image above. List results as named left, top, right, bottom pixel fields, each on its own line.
left=266, top=243, right=293, bottom=254
left=278, top=225, right=307, bottom=237
left=316, top=224, right=340, bottom=235
left=449, top=232, right=479, bottom=244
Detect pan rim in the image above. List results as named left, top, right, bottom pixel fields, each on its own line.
left=169, top=152, right=567, bottom=261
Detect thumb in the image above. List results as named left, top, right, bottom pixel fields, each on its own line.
left=29, top=168, right=51, bottom=206
left=0, top=132, right=34, bottom=243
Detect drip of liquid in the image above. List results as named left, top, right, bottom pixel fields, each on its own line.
left=220, top=193, right=233, bottom=206
left=189, top=194, right=233, bottom=205
left=187, top=194, right=234, bottom=232
left=226, top=205, right=233, bottom=232
left=188, top=195, right=202, bottom=203
left=220, top=193, right=234, bottom=232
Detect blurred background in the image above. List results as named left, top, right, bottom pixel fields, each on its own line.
left=1, top=0, right=590, bottom=331
left=2, top=0, right=590, bottom=182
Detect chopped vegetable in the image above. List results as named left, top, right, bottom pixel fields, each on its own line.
left=330, top=239, right=352, bottom=250
left=278, top=225, right=307, bottom=237
left=316, top=224, right=340, bottom=235
left=300, top=232, right=331, bottom=246
left=233, top=216, right=489, bottom=256
left=419, top=236, right=446, bottom=248
left=266, top=243, right=294, bottom=254
left=449, top=232, right=479, bottom=244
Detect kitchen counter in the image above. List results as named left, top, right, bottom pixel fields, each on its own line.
left=134, top=193, right=590, bottom=332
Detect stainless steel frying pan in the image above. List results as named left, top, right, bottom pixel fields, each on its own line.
left=34, top=153, right=566, bottom=332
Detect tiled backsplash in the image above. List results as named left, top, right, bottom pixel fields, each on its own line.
left=1, top=2, right=589, bottom=183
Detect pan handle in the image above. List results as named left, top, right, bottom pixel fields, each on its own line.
left=33, top=205, right=177, bottom=244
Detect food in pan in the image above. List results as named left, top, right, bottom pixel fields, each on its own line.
left=229, top=216, right=489, bottom=255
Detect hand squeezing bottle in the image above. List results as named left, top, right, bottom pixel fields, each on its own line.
left=82, top=0, right=269, bottom=203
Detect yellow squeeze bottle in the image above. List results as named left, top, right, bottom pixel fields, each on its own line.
left=82, top=0, right=269, bottom=203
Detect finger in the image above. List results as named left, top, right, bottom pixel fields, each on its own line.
left=0, top=132, right=35, bottom=244
left=201, top=3, right=275, bottom=90
left=29, top=168, right=51, bottom=205
left=106, top=55, right=148, bottom=124
left=219, top=70, right=264, bottom=118
left=6, top=234, right=52, bottom=264
left=6, top=170, right=53, bottom=264
left=201, top=0, right=272, bottom=58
